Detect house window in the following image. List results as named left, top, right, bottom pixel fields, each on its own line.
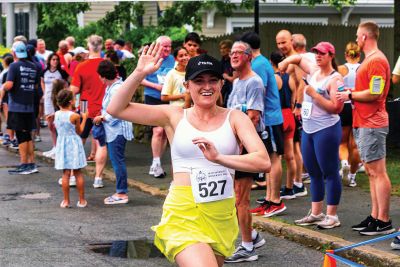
left=15, top=12, right=29, bottom=38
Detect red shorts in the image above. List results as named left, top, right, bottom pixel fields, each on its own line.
left=282, top=108, right=295, bottom=140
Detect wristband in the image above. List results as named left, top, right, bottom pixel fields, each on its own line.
left=295, top=103, right=302, bottom=108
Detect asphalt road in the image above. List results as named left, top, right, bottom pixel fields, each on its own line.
left=0, top=148, right=348, bottom=267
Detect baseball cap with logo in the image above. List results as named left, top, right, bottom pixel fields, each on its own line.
left=12, top=41, right=27, bottom=59
left=185, top=53, right=223, bottom=81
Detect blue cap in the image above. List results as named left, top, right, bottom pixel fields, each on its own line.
left=12, top=41, right=27, bottom=59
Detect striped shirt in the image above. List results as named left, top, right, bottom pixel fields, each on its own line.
left=101, top=78, right=134, bottom=143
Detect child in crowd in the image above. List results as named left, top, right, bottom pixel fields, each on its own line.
left=54, top=89, right=87, bottom=208
left=161, top=47, right=189, bottom=107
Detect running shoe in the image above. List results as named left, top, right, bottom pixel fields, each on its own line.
left=340, top=164, right=350, bottom=181
left=252, top=232, right=266, bottom=249
left=317, top=215, right=341, bottom=229
left=348, top=177, right=357, bottom=187
left=250, top=201, right=270, bottom=216
left=2, top=139, right=11, bottom=146
left=302, top=173, right=311, bottom=184
left=153, top=164, right=166, bottom=178
left=148, top=164, right=155, bottom=175
left=359, top=219, right=395, bottom=236
left=24, top=163, right=39, bottom=174
left=293, top=184, right=308, bottom=197
left=262, top=201, right=286, bottom=217
left=58, top=176, right=77, bottom=187
left=224, top=245, right=258, bottom=263
left=295, top=210, right=325, bottom=226
left=280, top=186, right=296, bottom=200
left=256, top=196, right=267, bottom=204
left=8, top=164, right=29, bottom=175
left=358, top=163, right=365, bottom=173
left=352, top=215, right=375, bottom=231
left=391, top=235, right=400, bottom=250
left=9, top=139, right=19, bottom=150
left=93, top=177, right=104, bottom=188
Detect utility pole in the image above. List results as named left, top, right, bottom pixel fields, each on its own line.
left=254, top=0, right=259, bottom=34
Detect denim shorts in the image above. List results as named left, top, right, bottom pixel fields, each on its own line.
left=353, top=127, right=388, bottom=163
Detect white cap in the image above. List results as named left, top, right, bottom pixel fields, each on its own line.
left=72, top=46, right=89, bottom=55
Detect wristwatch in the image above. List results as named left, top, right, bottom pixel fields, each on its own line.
left=348, top=92, right=352, bottom=101
left=295, top=103, right=302, bottom=109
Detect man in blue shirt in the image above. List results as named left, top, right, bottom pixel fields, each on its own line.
left=241, top=32, right=286, bottom=217
left=141, top=36, right=175, bottom=178
left=4, top=41, right=40, bottom=175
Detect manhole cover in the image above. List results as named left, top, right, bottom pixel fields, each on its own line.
left=20, top=193, right=51, bottom=199
left=89, top=239, right=163, bottom=259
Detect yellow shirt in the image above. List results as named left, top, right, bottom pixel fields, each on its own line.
left=161, top=68, right=186, bottom=107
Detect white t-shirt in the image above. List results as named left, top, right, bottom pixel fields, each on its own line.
left=161, top=68, right=186, bottom=107
left=42, top=69, right=66, bottom=115
left=36, top=50, right=53, bottom=62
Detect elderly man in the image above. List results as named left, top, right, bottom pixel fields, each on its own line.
left=141, top=36, right=175, bottom=178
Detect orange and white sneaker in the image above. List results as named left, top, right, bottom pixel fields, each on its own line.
left=262, top=201, right=286, bottom=217
left=249, top=201, right=270, bottom=216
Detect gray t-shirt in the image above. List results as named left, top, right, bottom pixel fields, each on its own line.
left=227, top=74, right=265, bottom=132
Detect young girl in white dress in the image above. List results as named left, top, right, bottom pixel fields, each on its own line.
left=54, top=89, right=88, bottom=208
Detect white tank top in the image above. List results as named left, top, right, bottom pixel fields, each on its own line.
left=171, top=109, right=240, bottom=174
left=303, top=70, right=340, bottom=134
left=343, top=63, right=360, bottom=90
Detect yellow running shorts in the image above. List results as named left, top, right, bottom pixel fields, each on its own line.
left=151, top=185, right=239, bottom=262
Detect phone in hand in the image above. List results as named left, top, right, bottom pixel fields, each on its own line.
left=302, top=77, right=309, bottom=85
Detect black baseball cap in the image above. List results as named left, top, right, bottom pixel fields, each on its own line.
left=185, top=54, right=223, bottom=81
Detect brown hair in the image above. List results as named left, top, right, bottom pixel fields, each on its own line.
left=52, top=79, right=68, bottom=109
left=345, top=41, right=360, bottom=59
left=219, top=39, right=233, bottom=49
left=56, top=89, right=73, bottom=109
left=359, top=21, right=379, bottom=40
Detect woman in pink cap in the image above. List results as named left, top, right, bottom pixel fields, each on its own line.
left=278, top=41, right=344, bottom=229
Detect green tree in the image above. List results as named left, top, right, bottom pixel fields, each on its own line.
left=293, top=0, right=356, bottom=10
left=37, top=3, right=90, bottom=50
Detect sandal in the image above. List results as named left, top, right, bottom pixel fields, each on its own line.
left=104, top=195, right=129, bottom=205
left=60, top=200, right=71, bottom=208
left=77, top=200, right=88, bottom=208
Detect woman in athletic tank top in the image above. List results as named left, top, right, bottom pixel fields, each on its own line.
left=107, top=43, right=270, bottom=266
left=278, top=41, right=344, bottom=230
left=337, top=42, right=362, bottom=187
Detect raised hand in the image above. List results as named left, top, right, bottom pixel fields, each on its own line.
left=135, top=43, right=164, bottom=75
left=192, top=137, right=220, bottom=163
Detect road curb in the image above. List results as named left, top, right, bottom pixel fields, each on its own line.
left=30, top=149, right=400, bottom=266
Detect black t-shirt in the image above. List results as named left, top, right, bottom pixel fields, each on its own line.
left=7, top=60, right=40, bottom=112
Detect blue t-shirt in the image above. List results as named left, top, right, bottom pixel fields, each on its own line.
left=7, top=60, right=40, bottom=113
left=144, top=55, right=175, bottom=99
left=251, top=55, right=283, bottom=126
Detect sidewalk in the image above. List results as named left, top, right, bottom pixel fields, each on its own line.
left=15, top=127, right=400, bottom=266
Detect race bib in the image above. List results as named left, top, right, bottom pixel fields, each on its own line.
left=301, top=102, right=313, bottom=119
left=190, top=167, right=234, bottom=203
left=369, top=76, right=385, bottom=95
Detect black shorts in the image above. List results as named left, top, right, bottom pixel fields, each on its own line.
left=293, top=117, right=302, bottom=143
left=7, top=112, right=35, bottom=131
left=339, top=102, right=353, bottom=127
left=80, top=118, right=93, bottom=139
left=235, top=146, right=259, bottom=180
left=144, top=95, right=168, bottom=105
left=264, top=124, right=284, bottom=155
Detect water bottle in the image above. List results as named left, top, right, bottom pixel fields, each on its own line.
left=261, top=130, right=268, bottom=140
left=337, top=80, right=345, bottom=92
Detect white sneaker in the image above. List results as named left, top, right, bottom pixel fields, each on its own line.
left=43, top=147, right=56, bottom=158
left=341, top=164, right=350, bottom=181
left=58, top=176, right=77, bottom=187
left=93, top=177, right=104, bottom=188
left=153, top=164, right=166, bottom=178
left=149, top=164, right=155, bottom=175
left=348, top=177, right=357, bottom=187
left=358, top=164, right=365, bottom=173
left=317, top=215, right=341, bottom=229
left=69, top=176, right=76, bottom=187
